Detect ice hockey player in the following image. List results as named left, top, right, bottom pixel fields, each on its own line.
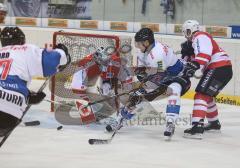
left=181, top=20, right=233, bottom=139
left=0, top=27, right=70, bottom=146
left=107, top=27, right=191, bottom=140
left=71, top=46, right=133, bottom=124
left=0, top=3, right=7, bottom=24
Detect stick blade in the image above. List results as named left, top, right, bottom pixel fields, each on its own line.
left=88, top=138, right=111, bottom=145
left=24, top=120, right=40, bottom=126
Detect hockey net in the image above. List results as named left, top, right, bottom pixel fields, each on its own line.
left=49, top=31, right=133, bottom=112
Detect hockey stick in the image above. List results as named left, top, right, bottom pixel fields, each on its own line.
left=88, top=117, right=124, bottom=145
left=24, top=120, right=41, bottom=126
left=85, top=83, right=145, bottom=108
left=43, top=98, right=115, bottom=119
left=0, top=78, right=50, bottom=148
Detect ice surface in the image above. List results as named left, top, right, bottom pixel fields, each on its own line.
left=0, top=80, right=240, bottom=168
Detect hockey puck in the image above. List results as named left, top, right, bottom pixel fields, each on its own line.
left=24, top=120, right=40, bottom=126
left=88, top=139, right=94, bottom=145
left=57, top=126, right=63, bottom=130
left=105, top=125, right=113, bottom=132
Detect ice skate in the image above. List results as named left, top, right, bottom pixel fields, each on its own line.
left=164, top=122, right=175, bottom=141
left=184, top=122, right=204, bottom=140
left=204, top=120, right=221, bottom=133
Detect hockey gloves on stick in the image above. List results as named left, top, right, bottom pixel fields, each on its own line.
left=183, top=61, right=200, bottom=78
left=128, top=88, right=146, bottom=108
left=55, top=43, right=71, bottom=72
left=28, top=91, right=46, bottom=105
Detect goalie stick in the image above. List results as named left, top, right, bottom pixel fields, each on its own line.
left=0, top=78, right=50, bottom=148
left=43, top=98, right=115, bottom=120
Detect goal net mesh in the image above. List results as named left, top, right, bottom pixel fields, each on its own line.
left=49, top=32, right=133, bottom=112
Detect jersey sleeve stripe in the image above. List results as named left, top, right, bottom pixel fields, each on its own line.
left=197, top=53, right=211, bottom=61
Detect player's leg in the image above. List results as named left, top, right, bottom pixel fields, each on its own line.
left=183, top=92, right=210, bottom=139
left=164, top=82, right=182, bottom=140
left=157, top=75, right=190, bottom=140
left=203, top=66, right=232, bottom=131
left=184, top=66, right=232, bottom=139
left=205, top=98, right=221, bottom=131
left=0, top=112, right=20, bottom=141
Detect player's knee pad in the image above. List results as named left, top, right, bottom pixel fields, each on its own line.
left=167, top=83, right=181, bottom=105
left=166, top=85, right=181, bottom=123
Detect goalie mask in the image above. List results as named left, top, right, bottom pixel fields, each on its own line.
left=182, top=20, right=200, bottom=39
left=93, top=47, right=111, bottom=66
left=1, top=27, right=26, bottom=47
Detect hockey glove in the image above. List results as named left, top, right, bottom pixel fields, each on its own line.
left=28, top=91, right=46, bottom=105
left=55, top=43, right=71, bottom=72
left=134, top=67, right=147, bottom=82
left=120, top=107, right=135, bottom=120
left=128, top=88, right=146, bottom=108
left=181, top=40, right=194, bottom=61
left=183, top=61, right=200, bottom=78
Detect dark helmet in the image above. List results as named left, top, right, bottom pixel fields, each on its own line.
left=134, top=28, right=154, bottom=44
left=0, top=27, right=25, bottom=47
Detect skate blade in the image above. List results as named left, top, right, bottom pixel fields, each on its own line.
left=204, top=129, right=221, bottom=133
left=183, top=133, right=203, bottom=140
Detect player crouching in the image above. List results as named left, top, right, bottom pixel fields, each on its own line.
left=106, top=28, right=191, bottom=141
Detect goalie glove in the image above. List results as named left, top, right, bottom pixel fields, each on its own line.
left=55, top=43, right=71, bottom=72
left=182, top=61, right=200, bottom=78
left=28, top=91, right=46, bottom=105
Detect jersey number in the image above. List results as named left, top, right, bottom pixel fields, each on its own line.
left=0, top=59, right=13, bottom=80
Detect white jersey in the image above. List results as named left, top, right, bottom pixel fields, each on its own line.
left=0, top=44, right=66, bottom=118
left=137, top=41, right=181, bottom=75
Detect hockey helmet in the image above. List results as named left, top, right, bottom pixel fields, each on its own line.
left=134, top=28, right=154, bottom=45
left=1, top=27, right=26, bottom=47
left=182, top=20, right=200, bottom=38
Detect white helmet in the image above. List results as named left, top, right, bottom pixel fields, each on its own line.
left=182, top=20, right=200, bottom=38
left=0, top=3, right=7, bottom=13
